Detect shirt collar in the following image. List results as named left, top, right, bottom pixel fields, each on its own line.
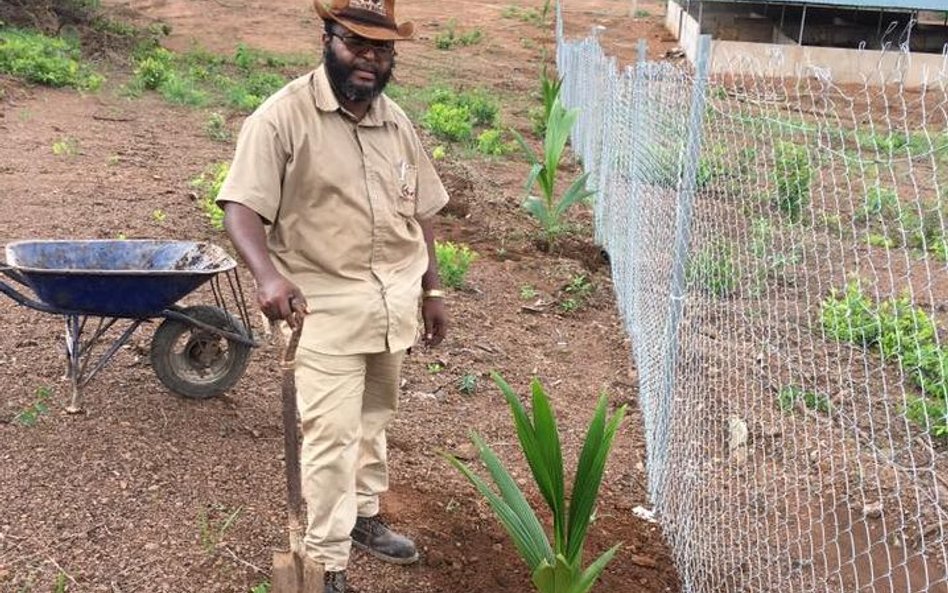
left=312, top=64, right=394, bottom=127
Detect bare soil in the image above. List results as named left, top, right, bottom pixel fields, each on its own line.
left=0, top=1, right=682, bottom=592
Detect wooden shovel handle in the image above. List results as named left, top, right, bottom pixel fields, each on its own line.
left=279, top=314, right=305, bottom=551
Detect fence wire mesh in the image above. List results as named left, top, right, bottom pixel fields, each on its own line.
left=557, top=6, right=948, bottom=593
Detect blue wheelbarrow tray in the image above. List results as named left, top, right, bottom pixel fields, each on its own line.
left=5, top=240, right=236, bottom=318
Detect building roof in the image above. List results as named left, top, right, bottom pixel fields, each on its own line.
left=698, top=0, right=946, bottom=11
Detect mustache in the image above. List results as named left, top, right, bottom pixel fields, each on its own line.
left=352, top=60, right=379, bottom=73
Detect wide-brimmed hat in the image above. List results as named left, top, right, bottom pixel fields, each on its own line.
left=314, top=0, right=414, bottom=41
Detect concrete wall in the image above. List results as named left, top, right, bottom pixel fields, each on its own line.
left=666, top=0, right=948, bottom=88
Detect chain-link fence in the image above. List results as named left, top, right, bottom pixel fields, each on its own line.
left=556, top=5, right=948, bottom=593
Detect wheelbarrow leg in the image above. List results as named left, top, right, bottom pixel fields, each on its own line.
left=64, top=315, right=83, bottom=414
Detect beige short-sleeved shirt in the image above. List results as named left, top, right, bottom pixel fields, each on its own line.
left=217, top=65, right=449, bottom=355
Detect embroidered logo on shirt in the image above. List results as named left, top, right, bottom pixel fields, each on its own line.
left=350, top=0, right=385, bottom=15
left=398, top=161, right=417, bottom=202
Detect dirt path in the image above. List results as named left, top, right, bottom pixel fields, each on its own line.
left=0, top=1, right=680, bottom=592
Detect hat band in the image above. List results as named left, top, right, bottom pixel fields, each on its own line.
left=338, top=7, right=398, bottom=31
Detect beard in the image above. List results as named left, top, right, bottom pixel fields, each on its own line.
left=324, top=45, right=393, bottom=103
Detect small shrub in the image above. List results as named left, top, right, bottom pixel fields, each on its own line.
left=476, top=128, right=515, bottom=156
left=205, top=112, right=230, bottom=142
left=820, top=281, right=879, bottom=345
left=436, top=241, right=477, bottom=289
left=772, top=141, right=811, bottom=219
left=423, top=103, right=473, bottom=142
left=134, top=46, right=175, bottom=90
left=520, top=284, right=538, bottom=300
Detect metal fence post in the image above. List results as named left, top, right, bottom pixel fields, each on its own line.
left=653, top=33, right=713, bottom=512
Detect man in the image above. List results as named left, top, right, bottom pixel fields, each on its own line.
left=216, top=1, right=449, bottom=591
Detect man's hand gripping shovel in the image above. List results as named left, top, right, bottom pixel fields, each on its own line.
left=271, top=311, right=323, bottom=592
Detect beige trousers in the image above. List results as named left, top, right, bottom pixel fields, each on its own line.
left=294, top=347, right=405, bottom=572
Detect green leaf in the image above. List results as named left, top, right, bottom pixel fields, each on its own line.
left=573, top=545, right=622, bottom=593
left=513, top=128, right=539, bottom=167
left=532, top=554, right=579, bottom=593
left=565, top=397, right=627, bottom=563
left=523, top=195, right=553, bottom=230
left=552, top=172, right=596, bottom=220
left=443, top=443, right=553, bottom=570
left=529, top=379, right=566, bottom=551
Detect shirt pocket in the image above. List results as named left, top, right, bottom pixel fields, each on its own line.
left=393, top=160, right=418, bottom=218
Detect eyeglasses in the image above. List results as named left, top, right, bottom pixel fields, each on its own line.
left=329, top=32, right=396, bottom=59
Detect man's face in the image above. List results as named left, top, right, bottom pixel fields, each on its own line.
left=324, top=25, right=395, bottom=103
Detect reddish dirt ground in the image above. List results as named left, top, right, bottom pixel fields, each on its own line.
left=0, top=1, right=681, bottom=592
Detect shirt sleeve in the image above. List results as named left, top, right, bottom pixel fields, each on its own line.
left=413, top=137, right=450, bottom=220
left=216, top=113, right=288, bottom=224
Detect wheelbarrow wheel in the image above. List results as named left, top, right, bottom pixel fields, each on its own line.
left=150, top=305, right=251, bottom=399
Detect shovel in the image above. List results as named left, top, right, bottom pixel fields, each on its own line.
left=272, top=315, right=324, bottom=593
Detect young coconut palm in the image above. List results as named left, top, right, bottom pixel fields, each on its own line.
left=445, top=373, right=627, bottom=593
left=516, top=97, right=596, bottom=247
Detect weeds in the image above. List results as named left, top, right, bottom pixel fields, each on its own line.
left=820, top=282, right=948, bottom=435
left=559, top=274, right=593, bottom=313
left=520, top=285, right=538, bottom=299
left=52, top=138, right=79, bottom=157
left=0, top=28, right=103, bottom=89
left=14, top=386, right=52, bottom=427
left=427, top=362, right=445, bottom=374
left=434, top=20, right=483, bottom=50
left=250, top=583, right=271, bottom=593
left=128, top=43, right=301, bottom=112
left=152, top=209, right=167, bottom=224
left=476, top=128, right=516, bottom=156
left=777, top=385, right=832, bottom=414
left=423, top=103, right=473, bottom=142
left=458, top=373, right=478, bottom=395
left=197, top=504, right=242, bottom=553
left=687, top=241, right=737, bottom=298
left=205, top=112, right=230, bottom=142
left=190, top=162, right=229, bottom=230
left=435, top=241, right=477, bottom=289
left=53, top=572, right=68, bottom=593
left=772, top=141, right=811, bottom=219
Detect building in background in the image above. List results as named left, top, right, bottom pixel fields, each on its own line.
left=665, top=0, right=948, bottom=86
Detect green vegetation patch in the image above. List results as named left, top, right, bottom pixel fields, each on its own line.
left=821, top=281, right=948, bottom=436
left=421, top=86, right=514, bottom=156
left=434, top=19, right=483, bottom=50
left=435, top=240, right=477, bottom=289
left=0, top=27, right=103, bottom=89
left=190, top=162, right=229, bottom=230
left=127, top=42, right=313, bottom=111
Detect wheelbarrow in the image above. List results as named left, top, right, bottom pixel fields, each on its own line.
left=0, top=239, right=258, bottom=412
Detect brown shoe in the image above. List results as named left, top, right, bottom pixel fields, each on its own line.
left=351, top=515, right=419, bottom=565
left=324, top=570, right=346, bottom=593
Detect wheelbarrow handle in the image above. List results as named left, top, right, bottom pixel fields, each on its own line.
left=278, top=315, right=306, bottom=553
left=0, top=267, right=61, bottom=314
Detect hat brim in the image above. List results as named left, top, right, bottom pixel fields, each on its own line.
left=314, top=1, right=414, bottom=41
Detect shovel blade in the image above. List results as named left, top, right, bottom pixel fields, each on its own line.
left=271, top=550, right=324, bottom=593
